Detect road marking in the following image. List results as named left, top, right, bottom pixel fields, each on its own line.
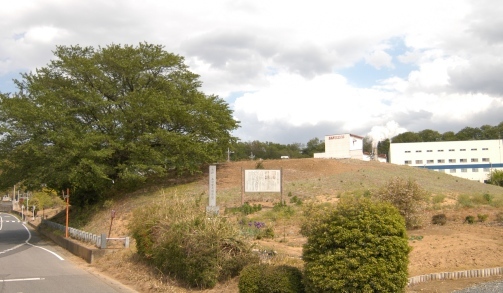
left=21, top=224, right=65, bottom=261
left=0, top=277, right=45, bottom=283
left=0, top=219, right=65, bottom=260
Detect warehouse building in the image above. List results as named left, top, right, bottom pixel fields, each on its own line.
left=314, top=133, right=364, bottom=159
left=389, top=139, right=503, bottom=182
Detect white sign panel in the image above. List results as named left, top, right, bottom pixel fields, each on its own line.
left=244, top=170, right=281, bottom=192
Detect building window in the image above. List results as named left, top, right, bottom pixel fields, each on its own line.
left=460, top=149, right=466, bottom=151
left=427, top=150, right=433, bottom=152
left=483, top=168, right=490, bottom=172
left=405, top=151, right=411, bottom=153
left=438, top=150, right=444, bottom=152
left=415, top=160, right=423, bottom=164
left=416, top=150, right=422, bottom=153
left=450, top=169, right=456, bottom=173
left=438, top=159, right=445, bottom=163
left=482, top=148, right=488, bottom=150
left=482, top=158, right=489, bottom=162
left=471, top=148, right=477, bottom=151
left=449, top=159, right=456, bottom=163
left=460, top=159, right=467, bottom=163
left=461, top=168, right=467, bottom=172
left=404, top=160, right=412, bottom=164
left=471, top=158, right=478, bottom=162
left=427, top=160, right=434, bottom=164
left=449, top=149, right=455, bottom=152
left=472, top=168, right=478, bottom=172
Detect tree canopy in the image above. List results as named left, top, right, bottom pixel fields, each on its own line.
left=0, top=43, right=239, bottom=204
left=390, top=123, right=503, bottom=143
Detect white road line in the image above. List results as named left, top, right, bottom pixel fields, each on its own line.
left=0, top=217, right=65, bottom=260
left=0, top=277, right=45, bottom=283
left=21, top=224, right=65, bottom=261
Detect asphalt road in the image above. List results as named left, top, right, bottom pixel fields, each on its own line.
left=0, top=212, right=137, bottom=293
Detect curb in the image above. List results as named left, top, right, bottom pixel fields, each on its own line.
left=408, top=267, right=503, bottom=286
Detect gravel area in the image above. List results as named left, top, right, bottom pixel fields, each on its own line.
left=453, top=280, right=503, bottom=293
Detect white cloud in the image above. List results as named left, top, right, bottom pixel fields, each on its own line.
left=1, top=0, right=502, bottom=144
left=23, top=25, right=67, bottom=43
left=365, top=50, right=393, bottom=69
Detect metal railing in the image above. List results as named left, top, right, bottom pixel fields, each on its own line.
left=41, top=219, right=129, bottom=248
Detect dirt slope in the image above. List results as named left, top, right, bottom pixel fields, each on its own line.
left=86, top=158, right=503, bottom=292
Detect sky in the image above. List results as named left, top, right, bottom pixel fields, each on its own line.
left=1, top=0, right=503, bottom=145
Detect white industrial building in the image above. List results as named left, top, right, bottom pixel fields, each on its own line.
left=314, top=134, right=364, bottom=159
left=389, top=139, right=503, bottom=182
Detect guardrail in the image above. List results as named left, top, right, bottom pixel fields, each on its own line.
left=41, top=219, right=129, bottom=249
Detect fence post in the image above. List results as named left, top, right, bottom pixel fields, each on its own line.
left=100, top=233, right=107, bottom=249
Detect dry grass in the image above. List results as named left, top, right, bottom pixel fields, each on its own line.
left=63, top=158, right=503, bottom=293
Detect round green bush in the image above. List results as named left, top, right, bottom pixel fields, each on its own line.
left=239, top=264, right=304, bottom=293
left=302, top=198, right=410, bottom=293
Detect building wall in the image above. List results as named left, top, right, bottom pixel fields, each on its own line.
left=389, top=139, right=503, bottom=182
left=314, top=134, right=364, bottom=159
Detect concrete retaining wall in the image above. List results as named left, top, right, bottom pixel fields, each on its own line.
left=37, top=225, right=107, bottom=263
left=408, top=267, right=503, bottom=286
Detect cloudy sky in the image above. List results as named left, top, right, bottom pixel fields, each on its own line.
left=1, top=0, right=503, bottom=144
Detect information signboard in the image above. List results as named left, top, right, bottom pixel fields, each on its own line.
left=244, top=169, right=281, bottom=192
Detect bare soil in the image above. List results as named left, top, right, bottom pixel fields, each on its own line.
left=42, top=159, right=503, bottom=292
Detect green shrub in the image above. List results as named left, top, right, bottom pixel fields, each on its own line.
left=129, top=193, right=258, bottom=289
left=472, top=194, right=493, bottom=205
left=290, top=196, right=302, bottom=205
left=477, top=214, right=489, bottom=222
left=238, top=264, right=304, bottom=293
left=302, top=198, right=410, bottom=293
left=487, top=170, right=503, bottom=186
left=225, top=203, right=262, bottom=215
left=373, top=177, right=429, bottom=229
left=483, top=193, right=493, bottom=203
left=272, top=202, right=295, bottom=218
left=432, top=194, right=446, bottom=204
left=458, top=194, right=473, bottom=208
left=464, top=215, right=475, bottom=224
left=432, top=214, right=447, bottom=225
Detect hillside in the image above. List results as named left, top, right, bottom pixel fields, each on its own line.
left=71, top=158, right=503, bottom=293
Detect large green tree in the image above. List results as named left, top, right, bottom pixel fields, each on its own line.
left=0, top=43, right=239, bottom=204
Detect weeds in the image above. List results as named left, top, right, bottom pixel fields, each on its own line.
left=464, top=215, right=475, bottom=224
left=432, top=214, right=447, bottom=225
left=477, top=214, right=489, bottom=222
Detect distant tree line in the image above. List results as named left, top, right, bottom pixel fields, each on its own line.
left=233, top=122, right=503, bottom=162
left=230, top=137, right=325, bottom=161
left=363, top=122, right=503, bottom=158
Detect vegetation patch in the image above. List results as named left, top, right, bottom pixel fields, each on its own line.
left=238, top=264, right=304, bottom=293
left=302, top=198, right=410, bottom=292
left=129, top=192, right=259, bottom=289
left=373, top=177, right=429, bottom=229
left=432, top=214, right=447, bottom=225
